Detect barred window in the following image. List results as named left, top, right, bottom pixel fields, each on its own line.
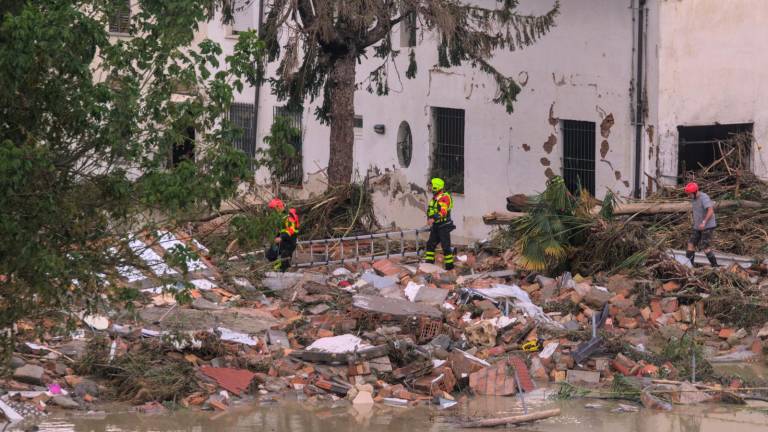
left=273, top=106, right=303, bottom=186
left=227, top=103, right=256, bottom=169
left=109, top=0, right=131, bottom=34
left=562, top=120, right=596, bottom=196
left=431, top=107, right=465, bottom=193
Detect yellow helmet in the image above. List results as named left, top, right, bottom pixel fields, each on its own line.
left=431, top=178, right=445, bottom=192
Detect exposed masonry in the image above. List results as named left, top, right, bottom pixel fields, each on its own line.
left=206, top=0, right=768, bottom=240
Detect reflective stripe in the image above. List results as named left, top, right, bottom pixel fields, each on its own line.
left=444, top=255, right=454, bottom=263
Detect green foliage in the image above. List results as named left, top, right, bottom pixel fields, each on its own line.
left=551, top=382, right=589, bottom=400
left=661, top=334, right=713, bottom=380
left=230, top=210, right=284, bottom=251
left=0, top=0, right=263, bottom=358
left=258, top=0, right=559, bottom=183
left=511, top=176, right=587, bottom=272
left=257, top=115, right=300, bottom=182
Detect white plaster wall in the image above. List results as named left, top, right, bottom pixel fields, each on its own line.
left=653, top=0, right=768, bottom=185
left=209, top=0, right=638, bottom=241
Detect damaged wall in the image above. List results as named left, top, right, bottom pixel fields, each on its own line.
left=650, top=0, right=768, bottom=188
left=209, top=0, right=638, bottom=241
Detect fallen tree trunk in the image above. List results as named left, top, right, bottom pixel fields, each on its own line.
left=589, top=199, right=762, bottom=216
left=482, top=211, right=527, bottom=225
left=459, top=409, right=561, bottom=428
left=484, top=200, right=764, bottom=225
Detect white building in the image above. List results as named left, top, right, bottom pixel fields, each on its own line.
left=115, top=0, right=768, bottom=242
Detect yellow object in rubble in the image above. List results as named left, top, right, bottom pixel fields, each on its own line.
left=522, top=339, right=543, bottom=352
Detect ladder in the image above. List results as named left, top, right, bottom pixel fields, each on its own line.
left=294, top=228, right=430, bottom=268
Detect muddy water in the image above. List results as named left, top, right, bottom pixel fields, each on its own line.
left=27, top=390, right=768, bottom=432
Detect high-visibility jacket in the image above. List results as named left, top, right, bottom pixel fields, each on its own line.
left=280, top=208, right=300, bottom=237
left=427, top=191, right=453, bottom=223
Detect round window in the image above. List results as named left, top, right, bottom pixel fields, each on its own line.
left=396, top=121, right=413, bottom=168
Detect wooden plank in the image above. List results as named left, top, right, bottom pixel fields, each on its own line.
left=290, top=344, right=389, bottom=363
left=460, top=409, right=561, bottom=428
left=484, top=200, right=763, bottom=225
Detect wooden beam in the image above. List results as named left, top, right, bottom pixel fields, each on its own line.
left=483, top=200, right=764, bottom=225
left=590, top=199, right=762, bottom=216
left=482, top=211, right=527, bottom=225
left=459, top=409, right=561, bottom=428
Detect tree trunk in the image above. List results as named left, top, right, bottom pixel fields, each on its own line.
left=326, top=53, right=356, bottom=186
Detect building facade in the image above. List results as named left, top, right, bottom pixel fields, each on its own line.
left=115, top=0, right=767, bottom=242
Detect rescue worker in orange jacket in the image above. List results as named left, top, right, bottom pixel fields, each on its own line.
left=425, top=178, right=456, bottom=270
left=266, top=198, right=299, bottom=272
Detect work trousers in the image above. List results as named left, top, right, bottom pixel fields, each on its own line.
left=266, top=235, right=297, bottom=272
left=425, top=222, right=454, bottom=270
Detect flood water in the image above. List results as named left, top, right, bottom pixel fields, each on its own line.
left=25, top=389, right=768, bottom=432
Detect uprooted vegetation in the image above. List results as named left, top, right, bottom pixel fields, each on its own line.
left=195, top=182, right=380, bottom=260
left=493, top=132, right=768, bottom=277
left=77, top=334, right=224, bottom=404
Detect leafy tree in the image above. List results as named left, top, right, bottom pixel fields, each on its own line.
left=0, top=0, right=262, bottom=356
left=254, top=0, right=560, bottom=185
left=259, top=115, right=301, bottom=192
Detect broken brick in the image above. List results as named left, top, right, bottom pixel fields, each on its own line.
left=618, top=316, right=639, bottom=330
left=719, top=328, right=735, bottom=339
left=660, top=298, right=679, bottom=314
left=372, top=259, right=402, bottom=277
left=662, top=281, right=681, bottom=293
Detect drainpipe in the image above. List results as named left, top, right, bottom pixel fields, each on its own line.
left=251, top=0, right=265, bottom=153
left=633, top=0, right=646, bottom=198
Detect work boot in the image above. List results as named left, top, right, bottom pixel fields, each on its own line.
left=424, top=250, right=436, bottom=264
left=686, top=250, right=696, bottom=267
left=705, top=251, right=719, bottom=267
left=443, top=249, right=455, bottom=270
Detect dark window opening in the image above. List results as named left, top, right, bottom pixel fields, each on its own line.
left=678, top=123, right=753, bottom=180
left=562, top=120, right=596, bottom=196
left=171, top=126, right=195, bottom=167
left=431, top=107, right=465, bottom=193
left=109, top=0, right=131, bottom=34
left=228, top=103, right=256, bottom=169
left=273, top=106, right=303, bottom=186
left=354, top=115, right=363, bottom=129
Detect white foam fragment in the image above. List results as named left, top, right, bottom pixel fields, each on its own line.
left=217, top=327, right=258, bottom=346
left=130, top=239, right=177, bottom=276
left=404, top=281, right=423, bottom=302
left=157, top=231, right=207, bottom=272
left=190, top=279, right=216, bottom=291
left=306, top=334, right=372, bottom=353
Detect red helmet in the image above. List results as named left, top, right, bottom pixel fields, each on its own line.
left=684, top=182, right=699, bottom=194
left=268, top=198, right=285, bottom=211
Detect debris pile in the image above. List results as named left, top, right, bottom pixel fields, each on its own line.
left=3, top=236, right=767, bottom=425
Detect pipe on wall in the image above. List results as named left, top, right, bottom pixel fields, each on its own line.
left=633, top=0, right=647, bottom=198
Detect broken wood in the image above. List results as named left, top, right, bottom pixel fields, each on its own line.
left=484, top=200, right=763, bottom=225
left=590, top=199, right=762, bottom=216
left=290, top=344, right=389, bottom=363
left=459, top=409, right=561, bottom=428
left=483, top=211, right=527, bottom=225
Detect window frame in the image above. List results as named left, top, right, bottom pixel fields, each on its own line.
left=561, top=119, right=597, bottom=196
left=430, top=107, right=465, bottom=194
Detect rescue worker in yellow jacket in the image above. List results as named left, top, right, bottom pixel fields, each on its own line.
left=266, top=198, right=299, bottom=272
left=425, top=178, right=456, bottom=270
